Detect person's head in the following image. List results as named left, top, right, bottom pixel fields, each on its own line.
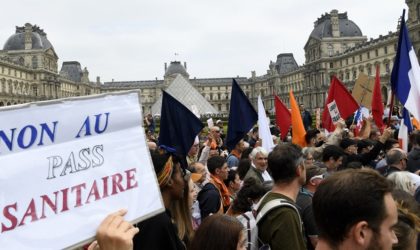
left=189, top=214, right=246, bottom=250
left=152, top=151, right=185, bottom=202
left=170, top=171, right=194, bottom=243
left=250, top=147, right=268, bottom=172
left=269, top=143, right=305, bottom=185
left=251, top=127, right=259, bottom=137
left=384, top=138, right=400, bottom=152
left=386, top=148, right=407, bottom=170
left=357, top=139, right=373, bottom=154
left=210, top=126, right=221, bottom=139
left=302, top=147, right=316, bottom=168
left=340, top=138, right=358, bottom=155
left=322, top=145, right=344, bottom=171
left=387, top=172, right=416, bottom=195
left=207, top=156, right=228, bottom=180
left=305, top=129, right=321, bottom=146
left=299, top=104, right=305, bottom=112
left=391, top=189, right=420, bottom=250
left=410, top=130, right=420, bottom=147
left=216, top=120, right=223, bottom=129
left=188, top=177, right=197, bottom=209
left=188, top=142, right=199, bottom=157
left=191, top=162, right=207, bottom=183
left=224, top=170, right=241, bottom=194
left=304, top=166, right=326, bottom=192
left=237, top=158, right=251, bottom=180
left=369, top=129, right=381, bottom=141
left=231, top=177, right=267, bottom=214
left=234, top=139, right=245, bottom=153
left=313, top=169, right=397, bottom=249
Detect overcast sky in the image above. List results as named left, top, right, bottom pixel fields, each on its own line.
left=0, top=0, right=408, bottom=82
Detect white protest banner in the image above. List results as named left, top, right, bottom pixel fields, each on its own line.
left=327, top=100, right=341, bottom=123
left=0, top=91, right=164, bottom=249
left=207, top=118, right=214, bottom=128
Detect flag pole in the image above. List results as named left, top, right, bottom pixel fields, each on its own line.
left=388, top=10, right=405, bottom=128
left=388, top=90, right=394, bottom=127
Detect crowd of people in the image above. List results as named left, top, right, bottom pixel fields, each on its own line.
left=87, top=112, right=420, bottom=250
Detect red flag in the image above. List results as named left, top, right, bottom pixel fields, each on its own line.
left=290, top=90, right=307, bottom=147
left=322, top=76, right=359, bottom=131
left=372, top=64, right=384, bottom=131
left=274, top=94, right=291, bottom=140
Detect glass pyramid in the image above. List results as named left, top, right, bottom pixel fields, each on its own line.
left=151, top=74, right=218, bottom=116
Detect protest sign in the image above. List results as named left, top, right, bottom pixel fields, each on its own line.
left=352, top=73, right=374, bottom=109
left=0, top=91, right=164, bottom=249
left=327, top=100, right=341, bottom=123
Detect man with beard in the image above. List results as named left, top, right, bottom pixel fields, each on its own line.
left=313, top=169, right=398, bottom=250
left=255, top=143, right=307, bottom=249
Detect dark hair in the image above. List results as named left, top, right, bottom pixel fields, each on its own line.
left=305, top=129, right=320, bottom=144
left=344, top=161, right=363, bottom=170
left=241, top=147, right=253, bottom=160
left=207, top=156, right=226, bottom=175
left=384, top=138, right=399, bottom=152
left=237, top=159, right=251, bottom=180
left=189, top=214, right=244, bottom=250
left=322, top=145, right=344, bottom=162
left=313, top=169, right=393, bottom=247
left=224, top=170, right=238, bottom=187
left=230, top=178, right=266, bottom=214
left=410, top=130, right=420, bottom=146
left=268, top=143, right=303, bottom=183
left=252, top=127, right=259, bottom=134
left=151, top=150, right=181, bottom=176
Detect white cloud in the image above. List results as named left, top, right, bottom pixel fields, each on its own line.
left=0, top=0, right=407, bottom=82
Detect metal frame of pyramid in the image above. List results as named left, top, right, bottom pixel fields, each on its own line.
left=151, top=74, right=219, bottom=116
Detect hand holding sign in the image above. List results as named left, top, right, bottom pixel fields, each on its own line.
left=88, top=209, right=139, bottom=250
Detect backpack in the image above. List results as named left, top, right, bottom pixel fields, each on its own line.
left=254, top=193, right=304, bottom=249
left=236, top=211, right=258, bottom=250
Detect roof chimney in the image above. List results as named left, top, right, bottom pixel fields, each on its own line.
left=164, top=63, right=167, bottom=72
left=330, top=10, right=340, bottom=37
left=184, top=62, right=187, bottom=70
left=24, top=23, right=32, bottom=50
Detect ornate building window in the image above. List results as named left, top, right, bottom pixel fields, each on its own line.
left=32, top=86, right=38, bottom=96
left=328, top=44, right=333, bottom=57
left=359, top=54, right=362, bottom=61
left=384, top=46, right=388, bottom=54
left=385, top=63, right=390, bottom=73
left=353, top=70, right=357, bottom=80
left=329, top=62, right=334, bottom=68
left=367, top=66, right=372, bottom=76
left=375, top=49, right=379, bottom=57
left=367, top=52, right=370, bottom=59
left=32, top=56, right=38, bottom=69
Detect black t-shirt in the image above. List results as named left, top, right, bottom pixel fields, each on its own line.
left=133, top=210, right=185, bottom=250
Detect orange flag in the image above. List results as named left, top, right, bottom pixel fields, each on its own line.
left=289, top=90, right=307, bottom=147
left=412, top=117, right=420, bottom=130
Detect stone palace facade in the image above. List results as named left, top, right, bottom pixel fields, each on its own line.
left=1, top=0, right=420, bottom=116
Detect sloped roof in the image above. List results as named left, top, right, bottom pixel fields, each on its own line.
left=151, top=74, right=218, bottom=116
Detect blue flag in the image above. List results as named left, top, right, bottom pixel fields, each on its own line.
left=226, top=79, right=258, bottom=150
left=158, top=91, right=204, bottom=156
left=391, top=10, right=420, bottom=120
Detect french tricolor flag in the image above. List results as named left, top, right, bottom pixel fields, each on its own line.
left=398, top=108, right=413, bottom=152
left=391, top=10, right=420, bottom=121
